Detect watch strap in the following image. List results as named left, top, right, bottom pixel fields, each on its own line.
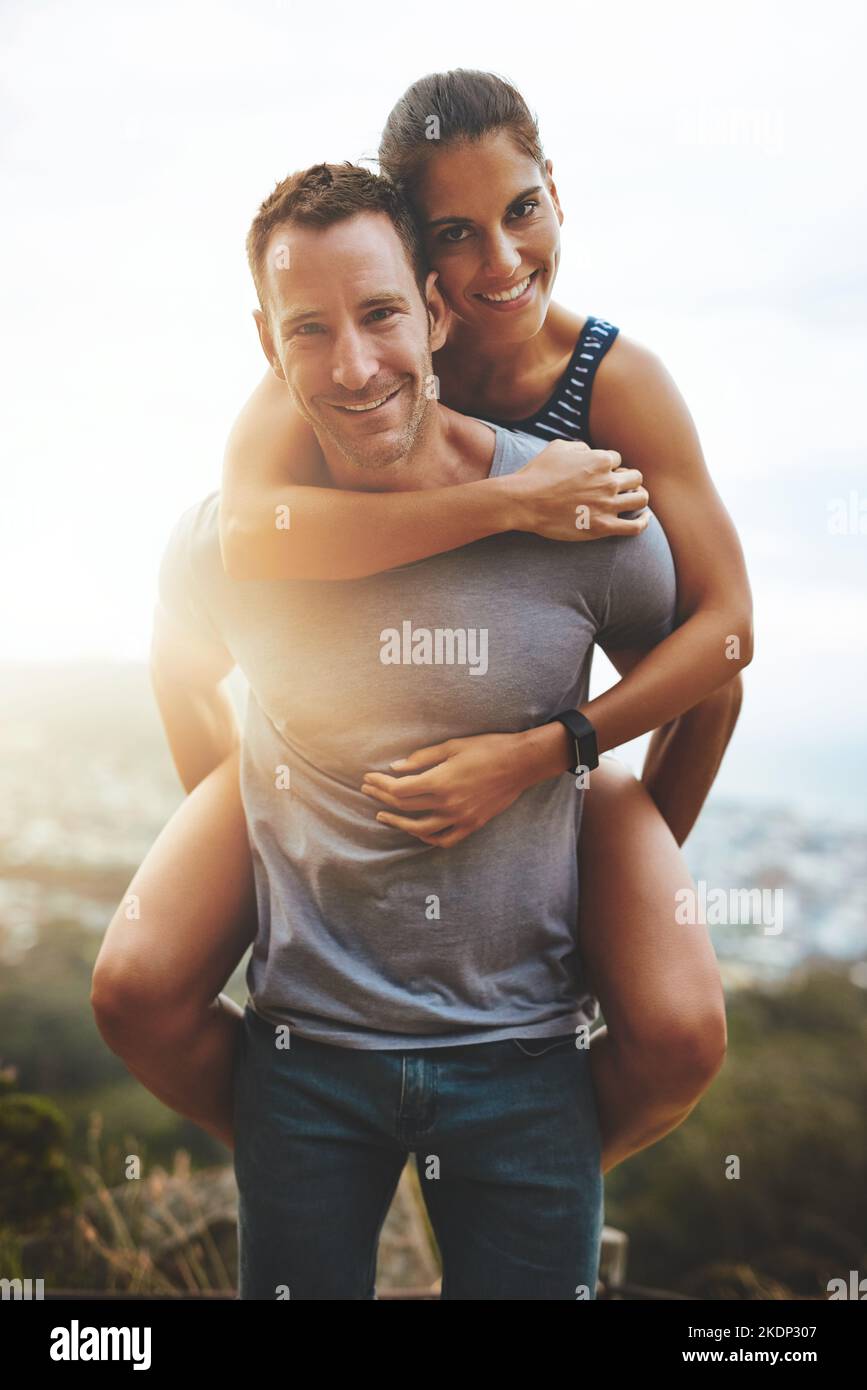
left=546, top=709, right=599, bottom=775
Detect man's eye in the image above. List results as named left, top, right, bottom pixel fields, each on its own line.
left=367, top=308, right=395, bottom=323
left=510, top=199, right=540, bottom=220
left=294, top=323, right=323, bottom=336
left=437, top=225, right=471, bottom=245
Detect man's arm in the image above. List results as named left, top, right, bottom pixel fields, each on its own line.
left=152, top=500, right=240, bottom=793
left=150, top=602, right=239, bottom=795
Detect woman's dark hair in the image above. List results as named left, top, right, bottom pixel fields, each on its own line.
left=378, top=69, right=547, bottom=208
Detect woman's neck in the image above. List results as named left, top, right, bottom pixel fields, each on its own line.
left=434, top=301, right=584, bottom=417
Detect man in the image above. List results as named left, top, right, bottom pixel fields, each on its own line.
left=153, top=163, right=680, bottom=1300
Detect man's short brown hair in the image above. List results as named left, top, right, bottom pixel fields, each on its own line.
left=246, top=162, right=430, bottom=317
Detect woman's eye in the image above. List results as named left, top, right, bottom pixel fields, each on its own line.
left=437, top=225, right=470, bottom=245
left=510, top=199, right=540, bottom=220
left=295, top=323, right=322, bottom=336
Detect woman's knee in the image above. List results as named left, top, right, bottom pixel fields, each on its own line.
left=623, top=994, right=728, bottom=1103
left=577, top=756, right=729, bottom=1104
left=90, top=907, right=203, bottom=1049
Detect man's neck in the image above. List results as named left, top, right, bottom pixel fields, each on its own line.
left=316, top=403, right=497, bottom=494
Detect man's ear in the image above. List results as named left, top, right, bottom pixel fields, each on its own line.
left=253, top=308, right=286, bottom=381
left=424, top=270, right=451, bottom=353
left=544, top=158, right=564, bottom=227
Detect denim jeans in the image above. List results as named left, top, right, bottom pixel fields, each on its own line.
left=232, top=1002, right=604, bottom=1300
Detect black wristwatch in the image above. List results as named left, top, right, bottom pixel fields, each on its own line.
left=545, top=709, right=599, bottom=775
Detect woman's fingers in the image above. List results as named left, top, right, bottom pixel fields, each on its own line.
left=613, top=466, right=644, bottom=494
left=361, top=781, right=439, bottom=810
left=361, top=769, right=440, bottom=797
left=605, top=511, right=652, bottom=535
left=374, top=810, right=456, bottom=838
left=615, top=488, right=650, bottom=511
left=387, top=741, right=451, bottom=771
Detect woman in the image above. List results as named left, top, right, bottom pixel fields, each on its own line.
left=93, top=70, right=752, bottom=1177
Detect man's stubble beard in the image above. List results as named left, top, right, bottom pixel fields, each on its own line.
left=308, top=357, right=435, bottom=474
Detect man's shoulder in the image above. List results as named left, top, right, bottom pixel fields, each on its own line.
left=156, top=490, right=229, bottom=647
left=158, top=491, right=226, bottom=607
left=163, top=490, right=221, bottom=564
left=474, top=421, right=549, bottom=477
left=169, top=488, right=220, bottom=536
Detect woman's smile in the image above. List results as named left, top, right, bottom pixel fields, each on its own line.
left=472, top=268, right=541, bottom=312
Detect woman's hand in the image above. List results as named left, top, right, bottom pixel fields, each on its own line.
left=508, top=439, right=650, bottom=540
left=360, top=732, right=532, bottom=847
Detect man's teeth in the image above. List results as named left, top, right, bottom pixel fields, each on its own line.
left=479, top=274, right=533, bottom=303
left=340, top=389, right=398, bottom=412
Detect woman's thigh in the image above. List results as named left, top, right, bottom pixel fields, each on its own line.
left=94, top=748, right=257, bottom=1012
left=577, top=756, right=725, bottom=1061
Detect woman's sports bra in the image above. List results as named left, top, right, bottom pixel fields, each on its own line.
left=477, top=315, right=620, bottom=447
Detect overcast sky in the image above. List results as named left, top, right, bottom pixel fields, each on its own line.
left=1, top=0, right=865, bottom=817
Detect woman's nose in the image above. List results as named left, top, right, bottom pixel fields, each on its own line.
left=482, top=233, right=522, bottom=279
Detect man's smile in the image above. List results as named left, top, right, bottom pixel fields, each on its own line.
left=326, top=382, right=405, bottom=414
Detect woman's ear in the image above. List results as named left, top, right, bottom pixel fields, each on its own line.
left=424, top=270, right=451, bottom=353
left=545, top=158, right=565, bottom=226
left=253, top=308, right=286, bottom=381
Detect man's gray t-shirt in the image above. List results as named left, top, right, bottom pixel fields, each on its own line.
left=157, top=422, right=678, bottom=1049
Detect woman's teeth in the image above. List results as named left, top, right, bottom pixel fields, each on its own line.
left=478, top=273, right=534, bottom=303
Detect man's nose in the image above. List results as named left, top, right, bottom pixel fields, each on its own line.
left=331, top=329, right=379, bottom=392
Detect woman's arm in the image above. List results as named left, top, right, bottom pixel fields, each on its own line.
left=640, top=675, right=743, bottom=844
left=518, top=337, right=754, bottom=776
left=360, top=341, right=754, bottom=848
left=219, top=369, right=649, bottom=581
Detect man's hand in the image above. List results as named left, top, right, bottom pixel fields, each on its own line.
left=360, top=732, right=532, bottom=847
left=508, top=439, right=650, bottom=540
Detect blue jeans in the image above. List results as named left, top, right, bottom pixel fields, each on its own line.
left=232, top=1002, right=604, bottom=1300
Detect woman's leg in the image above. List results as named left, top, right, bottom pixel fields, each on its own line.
left=579, top=757, right=727, bottom=1175
left=91, top=748, right=256, bottom=1149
